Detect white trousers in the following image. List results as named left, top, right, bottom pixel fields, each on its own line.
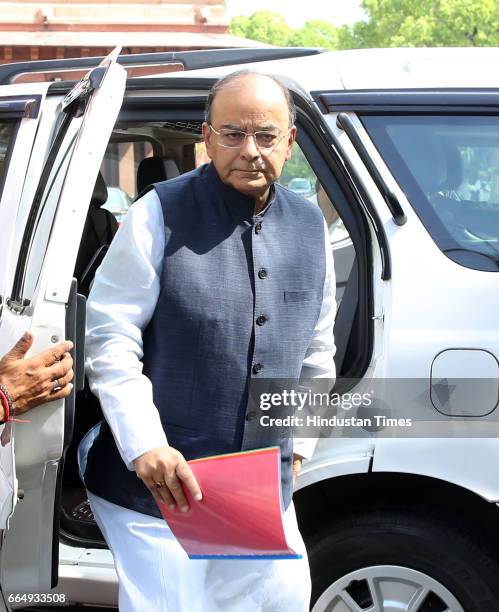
left=87, top=492, right=311, bottom=612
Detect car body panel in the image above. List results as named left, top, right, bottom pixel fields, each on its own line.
left=372, top=438, right=499, bottom=502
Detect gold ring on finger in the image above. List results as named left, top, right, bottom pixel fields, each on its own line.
left=154, top=481, right=166, bottom=488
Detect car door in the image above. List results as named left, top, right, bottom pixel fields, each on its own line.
left=0, top=82, right=54, bottom=533
left=0, top=47, right=126, bottom=599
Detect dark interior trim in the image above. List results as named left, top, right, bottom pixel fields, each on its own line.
left=0, top=120, right=20, bottom=203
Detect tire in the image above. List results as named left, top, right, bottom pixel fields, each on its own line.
left=307, top=508, right=499, bottom=611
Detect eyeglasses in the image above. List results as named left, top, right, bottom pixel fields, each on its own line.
left=209, top=125, right=289, bottom=151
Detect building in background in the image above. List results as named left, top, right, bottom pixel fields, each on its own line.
left=0, top=0, right=262, bottom=65
left=0, top=1, right=265, bottom=212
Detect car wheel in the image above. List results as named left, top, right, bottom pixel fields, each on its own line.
left=307, top=508, right=499, bottom=611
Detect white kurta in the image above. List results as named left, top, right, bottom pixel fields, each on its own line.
left=83, top=188, right=336, bottom=611
left=87, top=491, right=312, bottom=612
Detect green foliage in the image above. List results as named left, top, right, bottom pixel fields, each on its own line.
left=288, top=21, right=338, bottom=50
left=230, top=2, right=499, bottom=49
left=230, top=15, right=251, bottom=39
left=341, top=0, right=499, bottom=47
left=229, top=11, right=291, bottom=47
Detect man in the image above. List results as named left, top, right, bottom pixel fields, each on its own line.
left=80, top=71, right=336, bottom=611
left=0, top=332, right=73, bottom=419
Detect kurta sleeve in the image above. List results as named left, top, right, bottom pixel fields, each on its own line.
left=85, top=189, right=169, bottom=469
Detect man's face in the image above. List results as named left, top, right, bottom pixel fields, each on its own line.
left=202, top=75, right=296, bottom=199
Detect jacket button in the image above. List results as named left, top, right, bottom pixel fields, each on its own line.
left=246, top=411, right=257, bottom=421
left=255, top=222, right=262, bottom=234
left=258, top=268, right=267, bottom=279
left=252, top=363, right=263, bottom=374
left=256, top=315, right=267, bottom=326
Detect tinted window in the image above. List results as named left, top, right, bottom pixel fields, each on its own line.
left=0, top=121, right=15, bottom=194
left=362, top=115, right=499, bottom=271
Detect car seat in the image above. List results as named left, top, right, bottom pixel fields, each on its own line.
left=136, top=156, right=180, bottom=194
left=74, top=172, right=119, bottom=296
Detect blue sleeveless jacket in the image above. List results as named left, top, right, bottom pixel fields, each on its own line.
left=84, top=163, right=326, bottom=518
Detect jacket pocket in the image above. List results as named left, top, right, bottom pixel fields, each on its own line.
left=284, top=290, right=317, bottom=303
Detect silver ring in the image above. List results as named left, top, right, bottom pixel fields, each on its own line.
left=52, top=379, right=62, bottom=392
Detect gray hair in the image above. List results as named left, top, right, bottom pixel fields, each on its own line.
left=204, top=70, right=297, bottom=128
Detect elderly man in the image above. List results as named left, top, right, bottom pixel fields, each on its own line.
left=80, top=70, right=336, bottom=611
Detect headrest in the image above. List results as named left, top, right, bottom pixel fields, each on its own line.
left=393, top=130, right=447, bottom=194
left=136, top=157, right=180, bottom=193
left=440, top=141, right=463, bottom=191
left=164, top=159, right=180, bottom=180
left=91, top=172, right=108, bottom=208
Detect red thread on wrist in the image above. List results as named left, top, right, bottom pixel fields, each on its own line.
left=0, top=388, right=10, bottom=424
left=0, top=386, right=29, bottom=423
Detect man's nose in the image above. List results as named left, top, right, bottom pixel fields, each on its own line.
left=240, top=133, right=260, bottom=160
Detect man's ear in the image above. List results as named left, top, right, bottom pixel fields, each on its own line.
left=285, top=126, right=297, bottom=161
left=202, top=122, right=214, bottom=159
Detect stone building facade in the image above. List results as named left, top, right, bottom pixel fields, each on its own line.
left=0, top=0, right=259, bottom=65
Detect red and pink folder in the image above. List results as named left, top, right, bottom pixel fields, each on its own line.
left=156, top=446, right=300, bottom=559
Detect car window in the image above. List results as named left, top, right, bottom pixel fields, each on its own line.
left=361, top=115, right=499, bottom=272
left=0, top=121, right=16, bottom=196
left=280, top=142, right=351, bottom=244
left=100, top=140, right=154, bottom=221
left=280, top=141, right=354, bottom=304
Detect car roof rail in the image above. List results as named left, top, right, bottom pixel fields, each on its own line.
left=0, top=47, right=326, bottom=85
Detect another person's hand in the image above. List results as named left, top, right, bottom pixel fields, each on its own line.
left=292, top=453, right=303, bottom=484
left=134, top=446, right=203, bottom=512
left=0, top=332, right=74, bottom=417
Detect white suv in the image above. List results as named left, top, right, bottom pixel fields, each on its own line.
left=0, top=46, right=498, bottom=612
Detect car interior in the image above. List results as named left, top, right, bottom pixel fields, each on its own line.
left=60, top=116, right=360, bottom=548
left=360, top=116, right=499, bottom=270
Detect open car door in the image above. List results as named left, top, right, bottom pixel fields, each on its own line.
left=0, top=83, right=52, bottom=533
left=0, top=47, right=126, bottom=600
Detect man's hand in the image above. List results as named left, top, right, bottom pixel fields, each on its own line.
left=0, top=332, right=74, bottom=416
left=292, top=453, right=303, bottom=484
left=134, top=446, right=203, bottom=512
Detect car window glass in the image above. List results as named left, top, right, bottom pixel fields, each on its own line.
left=100, top=140, right=153, bottom=222
left=362, top=115, right=499, bottom=272
left=0, top=121, right=16, bottom=196
left=280, top=142, right=350, bottom=243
